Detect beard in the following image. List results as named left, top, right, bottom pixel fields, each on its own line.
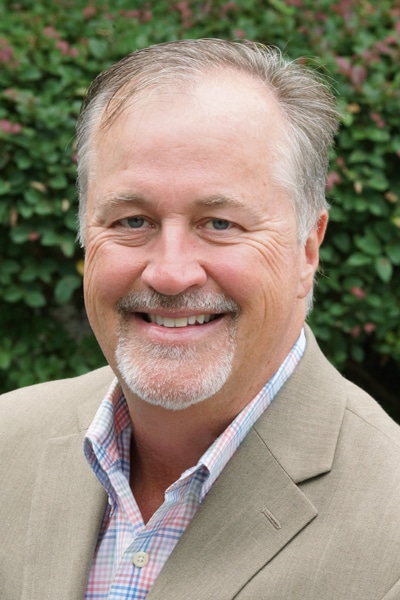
left=115, top=290, right=240, bottom=411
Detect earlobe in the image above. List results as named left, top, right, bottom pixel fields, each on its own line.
left=297, top=210, right=328, bottom=299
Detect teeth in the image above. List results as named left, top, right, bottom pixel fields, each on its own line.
left=148, top=314, right=215, bottom=327
left=175, top=317, right=188, bottom=328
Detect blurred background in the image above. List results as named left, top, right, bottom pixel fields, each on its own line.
left=0, top=0, right=399, bottom=420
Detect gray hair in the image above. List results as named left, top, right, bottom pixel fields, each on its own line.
left=76, top=38, right=339, bottom=252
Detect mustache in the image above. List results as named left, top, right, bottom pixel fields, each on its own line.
left=116, top=290, right=241, bottom=315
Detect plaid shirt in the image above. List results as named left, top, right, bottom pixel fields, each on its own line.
left=84, top=330, right=305, bottom=599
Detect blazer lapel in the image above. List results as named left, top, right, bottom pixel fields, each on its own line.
left=148, top=429, right=317, bottom=600
left=21, top=405, right=108, bottom=600
left=148, top=327, right=346, bottom=600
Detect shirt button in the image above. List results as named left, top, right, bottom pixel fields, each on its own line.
left=132, top=551, right=149, bottom=568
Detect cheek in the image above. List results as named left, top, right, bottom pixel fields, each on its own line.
left=209, top=250, right=270, bottom=320
left=83, top=244, right=140, bottom=320
left=213, top=245, right=303, bottom=349
left=213, top=244, right=294, bottom=306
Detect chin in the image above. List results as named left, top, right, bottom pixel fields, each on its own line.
left=115, top=340, right=235, bottom=411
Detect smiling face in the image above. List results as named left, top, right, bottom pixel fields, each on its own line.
left=83, top=71, right=325, bottom=414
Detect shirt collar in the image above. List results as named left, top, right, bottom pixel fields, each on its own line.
left=84, top=328, right=306, bottom=502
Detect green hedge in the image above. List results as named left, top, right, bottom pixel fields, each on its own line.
left=1, top=0, right=399, bottom=417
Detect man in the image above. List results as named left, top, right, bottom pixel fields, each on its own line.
left=1, top=39, right=400, bottom=600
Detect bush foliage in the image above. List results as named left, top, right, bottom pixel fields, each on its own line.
left=1, top=0, right=399, bottom=416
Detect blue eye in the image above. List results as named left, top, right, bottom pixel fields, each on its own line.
left=206, top=219, right=232, bottom=230
left=120, top=216, right=147, bottom=228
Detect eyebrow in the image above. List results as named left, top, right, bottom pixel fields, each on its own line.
left=94, top=193, right=147, bottom=219
left=96, top=192, right=264, bottom=221
left=197, top=195, right=250, bottom=210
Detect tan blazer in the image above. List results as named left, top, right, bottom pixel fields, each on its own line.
left=1, top=327, right=400, bottom=600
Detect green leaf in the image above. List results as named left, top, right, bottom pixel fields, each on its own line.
left=24, top=290, right=47, bottom=308
left=18, top=66, right=42, bottom=82
left=355, top=234, right=382, bottom=257
left=353, top=127, right=390, bottom=142
left=0, top=348, right=11, bottom=370
left=49, top=173, right=68, bottom=190
left=386, top=244, right=400, bottom=265
left=367, top=172, right=389, bottom=192
left=2, top=260, right=19, bottom=275
left=332, top=232, right=351, bottom=253
left=374, top=257, right=393, bottom=283
left=88, top=38, right=108, bottom=59
left=3, top=286, right=23, bottom=302
left=15, top=154, right=32, bottom=170
left=0, top=179, right=10, bottom=194
left=20, top=266, right=37, bottom=283
left=54, top=275, right=82, bottom=304
left=60, top=239, right=77, bottom=257
left=351, top=344, right=364, bottom=363
left=41, top=231, right=64, bottom=246
left=9, top=226, right=31, bottom=244
left=346, top=253, right=372, bottom=267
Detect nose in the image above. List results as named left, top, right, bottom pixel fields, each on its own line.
left=141, top=226, right=208, bottom=296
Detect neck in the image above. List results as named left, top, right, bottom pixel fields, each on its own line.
left=128, top=396, right=229, bottom=481
left=127, top=397, right=228, bottom=523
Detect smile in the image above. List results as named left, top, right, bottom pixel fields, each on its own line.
left=146, top=314, right=219, bottom=328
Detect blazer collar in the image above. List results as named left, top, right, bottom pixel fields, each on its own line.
left=253, top=324, right=346, bottom=483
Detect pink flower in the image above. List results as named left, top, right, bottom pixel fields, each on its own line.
left=83, top=5, right=96, bottom=18
left=335, top=57, right=366, bottom=88
left=124, top=10, right=140, bottom=18
left=336, top=156, right=346, bottom=168
left=0, top=119, right=22, bottom=134
left=175, top=1, right=192, bottom=18
left=351, top=287, right=366, bottom=299
left=364, top=323, right=376, bottom=334
left=55, top=40, right=79, bottom=57
left=222, top=2, right=238, bottom=14
left=370, top=112, right=386, bottom=129
left=43, top=26, right=61, bottom=40
left=0, top=38, right=14, bottom=63
left=350, top=65, right=367, bottom=87
left=335, top=56, right=351, bottom=76
left=326, top=171, right=341, bottom=191
left=4, top=88, right=18, bottom=101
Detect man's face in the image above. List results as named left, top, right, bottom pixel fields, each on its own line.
left=84, top=72, right=324, bottom=415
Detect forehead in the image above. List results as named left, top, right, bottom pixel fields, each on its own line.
left=94, top=69, right=285, bottom=144
left=91, top=75, right=282, bottom=186
left=87, top=70, right=291, bottom=219
left=86, top=71, right=297, bottom=236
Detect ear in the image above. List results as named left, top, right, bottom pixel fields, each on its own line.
left=297, top=210, right=328, bottom=300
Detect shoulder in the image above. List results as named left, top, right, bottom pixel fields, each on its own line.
left=342, top=377, right=400, bottom=449
left=302, top=324, right=400, bottom=439
left=288, top=325, right=400, bottom=467
left=0, top=366, right=115, bottom=438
